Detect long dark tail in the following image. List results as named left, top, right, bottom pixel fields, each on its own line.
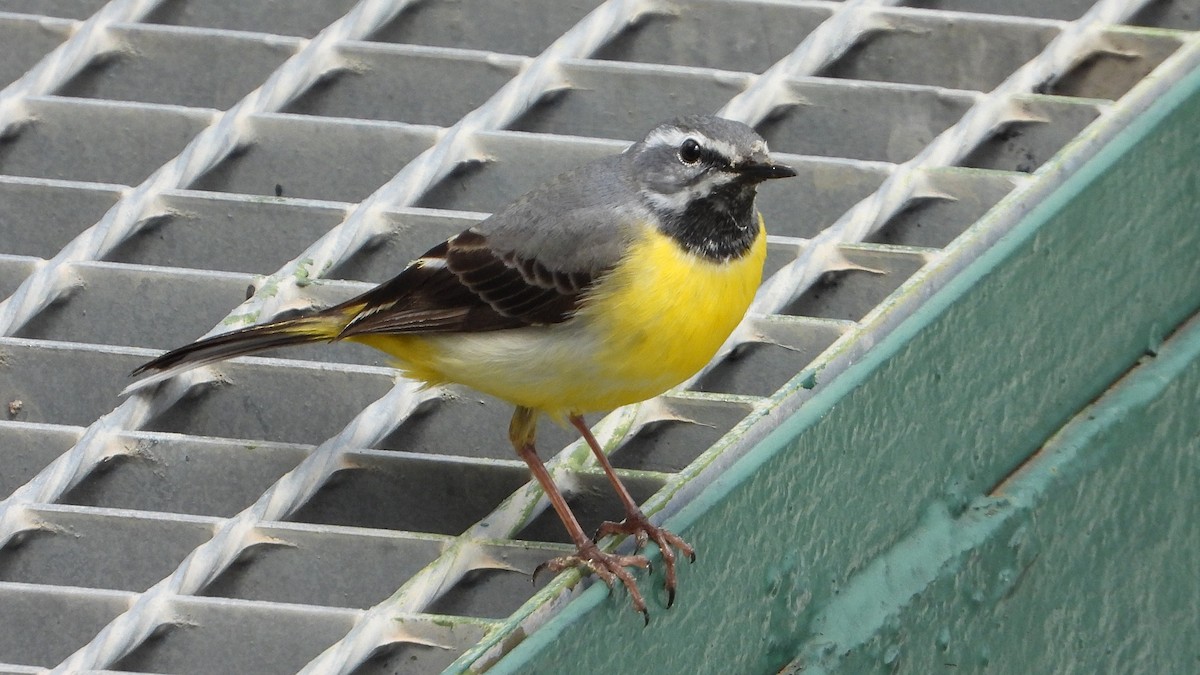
left=125, top=312, right=347, bottom=393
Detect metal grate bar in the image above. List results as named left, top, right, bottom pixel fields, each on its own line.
left=0, top=0, right=165, bottom=132
left=748, top=0, right=1156, bottom=338
left=720, top=0, right=906, bottom=124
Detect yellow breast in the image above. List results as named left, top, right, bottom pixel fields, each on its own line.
left=571, top=217, right=767, bottom=409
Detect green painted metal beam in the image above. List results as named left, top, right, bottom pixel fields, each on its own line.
left=483, top=62, right=1200, bottom=674
left=795, top=275, right=1200, bottom=673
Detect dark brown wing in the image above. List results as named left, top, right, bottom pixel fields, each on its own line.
left=334, top=228, right=599, bottom=338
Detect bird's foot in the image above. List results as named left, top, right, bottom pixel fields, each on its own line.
left=595, top=513, right=696, bottom=609
left=535, top=542, right=652, bottom=624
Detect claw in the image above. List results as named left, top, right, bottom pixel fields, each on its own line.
left=531, top=560, right=549, bottom=585
left=593, top=513, right=694, bottom=610
left=536, top=542, right=651, bottom=619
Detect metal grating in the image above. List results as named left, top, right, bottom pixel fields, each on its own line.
left=0, top=0, right=1195, bottom=672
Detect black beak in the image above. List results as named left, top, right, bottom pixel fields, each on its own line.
left=735, top=159, right=797, bottom=183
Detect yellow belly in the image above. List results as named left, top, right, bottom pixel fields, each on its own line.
left=352, top=220, right=767, bottom=417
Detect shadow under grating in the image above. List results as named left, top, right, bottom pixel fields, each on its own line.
left=58, top=433, right=313, bottom=518
left=288, top=454, right=532, bottom=535
left=199, top=525, right=445, bottom=610
left=110, top=599, right=361, bottom=675
left=375, top=393, right=580, bottom=459
left=0, top=508, right=215, bottom=592
left=423, top=543, right=560, bottom=619
left=608, top=398, right=754, bottom=473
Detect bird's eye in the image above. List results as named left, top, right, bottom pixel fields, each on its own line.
left=678, top=138, right=703, bottom=165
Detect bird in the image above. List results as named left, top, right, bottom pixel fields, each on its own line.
left=127, top=115, right=796, bottom=621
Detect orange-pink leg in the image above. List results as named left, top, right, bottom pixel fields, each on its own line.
left=569, top=414, right=696, bottom=608
left=509, top=406, right=652, bottom=622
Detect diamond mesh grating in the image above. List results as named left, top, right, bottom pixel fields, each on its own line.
left=0, top=0, right=1196, bottom=672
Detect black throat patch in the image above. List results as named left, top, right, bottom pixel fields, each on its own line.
left=657, top=185, right=761, bottom=261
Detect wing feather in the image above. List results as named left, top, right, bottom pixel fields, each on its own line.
left=335, top=227, right=601, bottom=338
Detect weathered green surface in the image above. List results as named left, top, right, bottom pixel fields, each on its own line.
left=796, top=307, right=1200, bottom=673
left=485, top=63, right=1200, bottom=675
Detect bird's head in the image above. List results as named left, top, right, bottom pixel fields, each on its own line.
left=626, top=115, right=796, bottom=258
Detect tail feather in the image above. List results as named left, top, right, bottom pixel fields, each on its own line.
left=124, top=314, right=345, bottom=395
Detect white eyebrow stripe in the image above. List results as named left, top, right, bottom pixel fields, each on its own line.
left=644, top=128, right=744, bottom=164
left=644, top=127, right=700, bottom=149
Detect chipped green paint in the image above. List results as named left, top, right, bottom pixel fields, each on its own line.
left=798, top=371, right=818, bottom=390
left=221, top=311, right=259, bottom=327
left=294, top=257, right=316, bottom=287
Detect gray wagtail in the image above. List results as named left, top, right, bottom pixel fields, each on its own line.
left=129, top=115, right=797, bottom=620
